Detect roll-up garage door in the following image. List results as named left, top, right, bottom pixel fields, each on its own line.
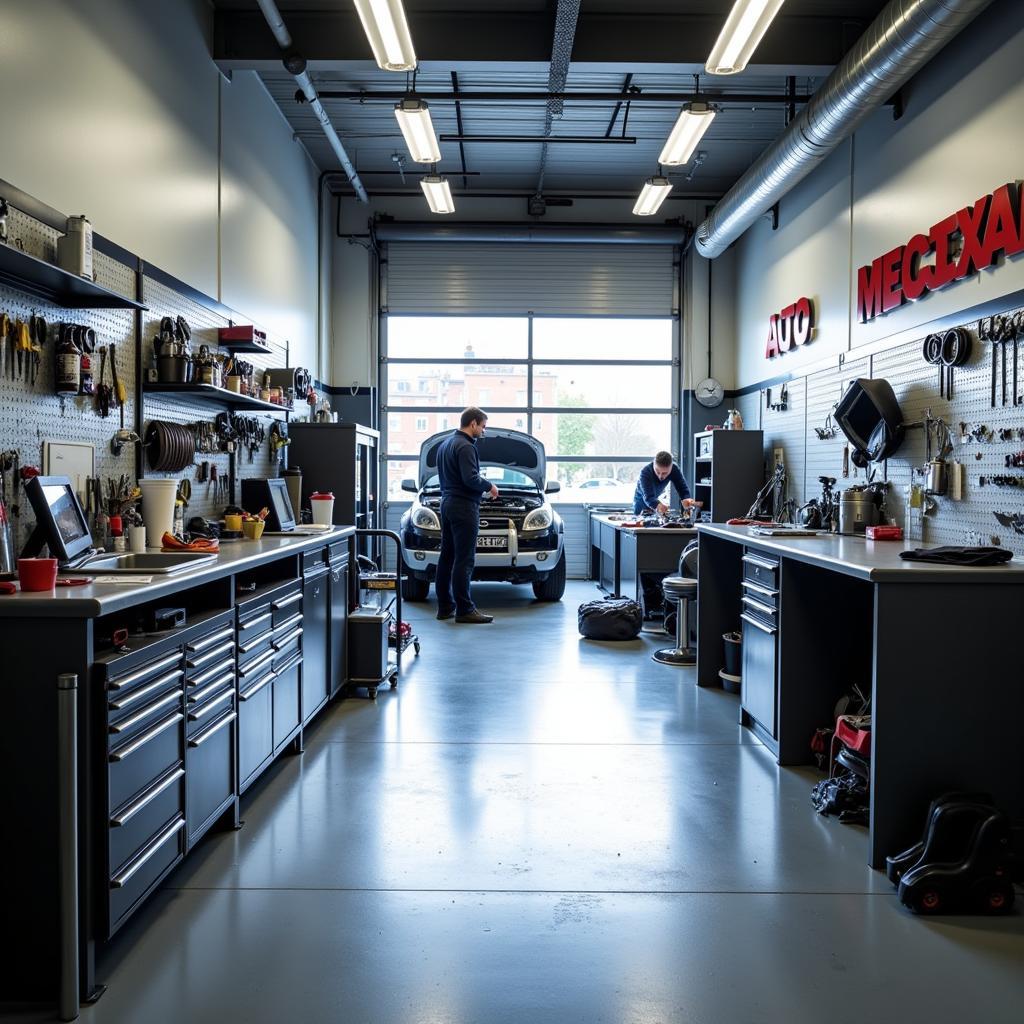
left=385, top=242, right=676, bottom=316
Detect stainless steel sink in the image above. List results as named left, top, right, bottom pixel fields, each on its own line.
left=77, top=552, right=218, bottom=574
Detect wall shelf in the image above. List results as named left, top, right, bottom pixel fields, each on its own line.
left=143, top=382, right=287, bottom=413
left=0, top=242, right=146, bottom=310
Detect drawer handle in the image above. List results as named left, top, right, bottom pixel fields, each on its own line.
left=238, top=612, right=272, bottom=632
left=109, top=690, right=182, bottom=734
left=188, top=671, right=235, bottom=705
left=272, top=592, right=302, bottom=611
left=188, top=710, right=237, bottom=748
left=741, top=612, right=777, bottom=636
left=106, top=652, right=182, bottom=691
left=273, top=612, right=302, bottom=635
left=742, top=579, right=778, bottom=598
left=275, top=652, right=303, bottom=676
left=742, top=553, right=778, bottom=572
left=237, top=633, right=270, bottom=654
left=272, top=626, right=303, bottom=651
left=189, top=657, right=236, bottom=688
left=109, top=712, right=183, bottom=762
left=187, top=688, right=234, bottom=721
left=741, top=595, right=776, bottom=618
left=108, top=670, right=183, bottom=711
left=110, top=766, right=184, bottom=827
left=238, top=646, right=276, bottom=678
left=238, top=671, right=275, bottom=702
left=186, top=640, right=236, bottom=669
left=185, top=625, right=234, bottom=654
left=110, top=816, right=184, bottom=889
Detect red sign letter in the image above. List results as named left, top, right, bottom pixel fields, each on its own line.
left=880, top=246, right=905, bottom=314
left=901, top=233, right=935, bottom=302
left=793, top=297, right=814, bottom=346
left=765, top=314, right=780, bottom=358
left=857, top=258, right=884, bottom=323
left=980, top=183, right=1023, bottom=264
left=930, top=214, right=960, bottom=289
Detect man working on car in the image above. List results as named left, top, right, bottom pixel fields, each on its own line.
left=633, top=450, right=700, bottom=516
left=435, top=407, right=499, bottom=624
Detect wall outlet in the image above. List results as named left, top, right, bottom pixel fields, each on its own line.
left=773, top=447, right=785, bottom=466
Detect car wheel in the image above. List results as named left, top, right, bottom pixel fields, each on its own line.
left=532, top=553, right=566, bottom=601
left=401, top=576, right=430, bottom=601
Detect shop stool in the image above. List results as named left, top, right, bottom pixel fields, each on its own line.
left=653, top=576, right=697, bottom=665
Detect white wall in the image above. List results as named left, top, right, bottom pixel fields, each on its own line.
left=0, top=0, right=322, bottom=370
left=730, top=0, right=1024, bottom=388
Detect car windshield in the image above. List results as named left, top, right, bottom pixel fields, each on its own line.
left=423, top=467, right=536, bottom=489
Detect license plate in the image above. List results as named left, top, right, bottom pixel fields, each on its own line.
left=477, top=536, right=507, bottom=549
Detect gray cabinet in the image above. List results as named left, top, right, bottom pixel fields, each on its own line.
left=692, top=429, right=765, bottom=522
left=302, top=567, right=330, bottom=723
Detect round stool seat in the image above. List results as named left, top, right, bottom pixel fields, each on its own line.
left=662, top=576, right=697, bottom=598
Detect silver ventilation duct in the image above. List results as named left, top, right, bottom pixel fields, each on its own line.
left=694, top=0, right=996, bottom=259
left=255, top=0, right=369, bottom=203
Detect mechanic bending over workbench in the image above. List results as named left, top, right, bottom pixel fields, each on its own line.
left=633, top=450, right=700, bottom=515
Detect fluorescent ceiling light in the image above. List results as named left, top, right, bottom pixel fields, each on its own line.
left=353, top=0, right=417, bottom=71
left=633, top=177, right=672, bottom=217
left=706, top=0, right=786, bottom=75
left=421, top=175, right=455, bottom=215
left=395, top=98, right=441, bottom=163
left=658, top=103, right=716, bottom=166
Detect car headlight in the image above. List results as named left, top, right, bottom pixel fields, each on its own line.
left=411, top=505, right=441, bottom=530
left=523, top=506, right=553, bottom=531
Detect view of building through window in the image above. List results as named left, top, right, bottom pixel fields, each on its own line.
left=384, top=316, right=675, bottom=502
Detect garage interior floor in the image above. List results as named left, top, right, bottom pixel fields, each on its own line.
left=53, top=581, right=1024, bottom=1022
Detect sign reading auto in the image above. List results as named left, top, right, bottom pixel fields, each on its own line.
left=765, top=297, right=815, bottom=358
left=857, top=181, right=1024, bottom=323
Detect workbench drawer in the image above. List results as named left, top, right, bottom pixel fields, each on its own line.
left=185, top=637, right=235, bottom=675
left=273, top=653, right=302, bottom=750
left=742, top=551, right=779, bottom=591
left=107, top=668, right=184, bottom=732
left=186, top=682, right=235, bottom=738
left=104, top=649, right=184, bottom=701
left=237, top=605, right=273, bottom=637
left=271, top=587, right=303, bottom=626
left=108, top=815, right=184, bottom=934
left=238, top=667, right=274, bottom=788
left=187, top=708, right=236, bottom=844
left=238, top=640, right=276, bottom=682
left=108, top=711, right=184, bottom=812
left=108, top=764, right=184, bottom=876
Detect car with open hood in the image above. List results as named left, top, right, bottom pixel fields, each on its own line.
left=399, top=428, right=566, bottom=602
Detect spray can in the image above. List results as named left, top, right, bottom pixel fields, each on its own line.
left=57, top=215, right=94, bottom=281
left=55, top=327, right=81, bottom=395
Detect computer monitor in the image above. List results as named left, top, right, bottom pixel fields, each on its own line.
left=241, top=478, right=296, bottom=531
left=834, top=378, right=905, bottom=462
left=22, top=475, right=95, bottom=563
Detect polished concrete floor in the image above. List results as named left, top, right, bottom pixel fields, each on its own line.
left=63, top=582, right=1024, bottom=1021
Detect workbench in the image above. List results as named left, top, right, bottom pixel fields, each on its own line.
left=696, top=523, right=1024, bottom=869
left=589, top=512, right=697, bottom=600
left=0, top=528, right=355, bottom=1008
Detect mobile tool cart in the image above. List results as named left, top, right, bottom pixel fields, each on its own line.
left=349, top=528, right=420, bottom=699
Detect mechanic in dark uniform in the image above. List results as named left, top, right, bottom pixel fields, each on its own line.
left=633, top=450, right=699, bottom=515
left=435, top=406, right=499, bottom=624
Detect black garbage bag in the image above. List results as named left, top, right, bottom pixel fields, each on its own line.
left=811, top=769, right=869, bottom=825
left=578, top=597, right=643, bottom=641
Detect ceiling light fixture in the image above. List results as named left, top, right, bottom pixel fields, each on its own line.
left=353, top=0, right=417, bottom=71
left=658, top=102, right=716, bottom=166
left=420, top=175, right=455, bottom=214
left=633, top=176, right=672, bottom=217
left=394, top=98, right=441, bottom=163
left=705, top=0, right=786, bottom=76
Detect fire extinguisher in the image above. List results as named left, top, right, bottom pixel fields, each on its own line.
left=55, top=323, right=81, bottom=396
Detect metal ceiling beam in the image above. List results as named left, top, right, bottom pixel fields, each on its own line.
left=313, top=89, right=817, bottom=106
left=536, top=0, right=582, bottom=194
left=440, top=135, right=636, bottom=144
left=213, top=9, right=876, bottom=69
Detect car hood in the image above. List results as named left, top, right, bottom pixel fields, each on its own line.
left=419, top=428, right=546, bottom=488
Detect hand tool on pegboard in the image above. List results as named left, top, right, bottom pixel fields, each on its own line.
left=95, top=346, right=112, bottom=417
left=110, top=342, right=127, bottom=427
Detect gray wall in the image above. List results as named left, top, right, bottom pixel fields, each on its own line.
left=730, top=0, right=1024, bottom=388
left=0, top=0, right=322, bottom=370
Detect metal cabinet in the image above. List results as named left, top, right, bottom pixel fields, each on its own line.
left=236, top=596, right=276, bottom=792
left=739, top=551, right=779, bottom=746
left=328, top=557, right=349, bottom=698
left=302, top=566, right=330, bottom=724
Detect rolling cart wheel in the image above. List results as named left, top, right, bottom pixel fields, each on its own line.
left=390, top=679, right=398, bottom=690
left=916, top=889, right=942, bottom=914
left=368, top=687, right=377, bottom=700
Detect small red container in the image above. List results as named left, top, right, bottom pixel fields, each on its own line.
left=865, top=525, right=904, bottom=541
left=18, top=558, right=58, bottom=592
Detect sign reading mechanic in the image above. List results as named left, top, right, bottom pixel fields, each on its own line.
left=857, top=181, right=1024, bottom=323
left=765, top=297, right=815, bottom=358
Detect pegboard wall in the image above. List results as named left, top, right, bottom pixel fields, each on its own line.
left=739, top=306, right=1024, bottom=556
left=0, top=195, right=316, bottom=554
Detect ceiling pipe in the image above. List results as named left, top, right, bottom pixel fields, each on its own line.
left=372, top=221, right=690, bottom=245
left=536, top=0, right=582, bottom=195
left=694, top=0, right=996, bottom=259
left=254, top=0, right=368, bottom=203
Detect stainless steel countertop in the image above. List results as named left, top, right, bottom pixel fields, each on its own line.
left=697, top=523, right=1024, bottom=583
left=0, top=527, right=356, bottom=618
left=592, top=513, right=698, bottom=535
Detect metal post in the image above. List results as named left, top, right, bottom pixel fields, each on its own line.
left=57, top=672, right=80, bottom=1022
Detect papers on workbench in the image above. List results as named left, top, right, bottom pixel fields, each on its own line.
left=91, top=575, right=155, bottom=585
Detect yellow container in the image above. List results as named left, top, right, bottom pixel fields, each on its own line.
left=242, top=519, right=265, bottom=540
left=224, top=513, right=243, bottom=532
